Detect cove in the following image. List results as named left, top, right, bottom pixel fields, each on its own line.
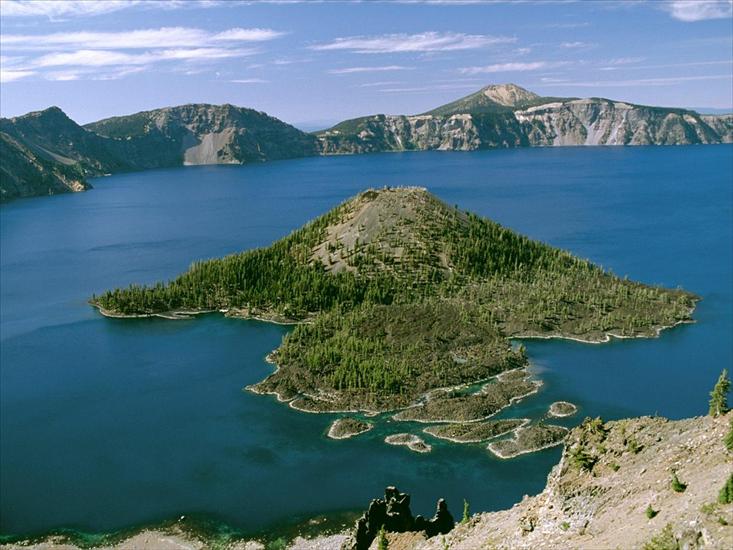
left=1, top=145, right=731, bottom=536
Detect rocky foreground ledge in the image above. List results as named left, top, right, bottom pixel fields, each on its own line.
left=420, top=413, right=733, bottom=550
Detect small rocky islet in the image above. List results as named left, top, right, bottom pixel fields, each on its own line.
left=488, top=424, right=570, bottom=459
left=384, top=433, right=432, bottom=454
left=327, top=417, right=373, bottom=440
left=424, top=419, right=528, bottom=443
left=549, top=400, right=578, bottom=417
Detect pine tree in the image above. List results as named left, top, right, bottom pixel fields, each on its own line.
left=377, top=525, right=388, bottom=550
left=462, top=499, right=470, bottom=524
left=718, top=473, right=733, bottom=505
left=709, top=369, right=731, bottom=417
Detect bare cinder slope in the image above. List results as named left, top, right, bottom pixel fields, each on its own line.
left=310, top=186, right=462, bottom=275
left=419, top=413, right=733, bottom=550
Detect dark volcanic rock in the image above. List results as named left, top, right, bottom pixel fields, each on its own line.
left=343, top=486, right=454, bottom=550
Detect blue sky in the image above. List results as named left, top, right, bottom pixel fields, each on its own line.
left=0, top=0, right=731, bottom=126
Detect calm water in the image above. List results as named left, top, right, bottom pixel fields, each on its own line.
left=1, top=146, right=731, bottom=536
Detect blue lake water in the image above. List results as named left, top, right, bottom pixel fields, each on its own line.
left=1, top=146, right=731, bottom=536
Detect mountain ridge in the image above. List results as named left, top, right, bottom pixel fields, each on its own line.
left=2, top=84, right=732, bottom=202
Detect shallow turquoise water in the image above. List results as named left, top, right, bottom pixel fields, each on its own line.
left=1, top=146, right=731, bottom=535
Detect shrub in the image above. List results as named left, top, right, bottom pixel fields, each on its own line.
left=724, top=418, right=733, bottom=452
left=627, top=438, right=643, bottom=454
left=670, top=471, right=687, bottom=493
left=642, top=524, right=679, bottom=550
left=718, top=473, right=733, bottom=505
left=645, top=504, right=658, bottom=519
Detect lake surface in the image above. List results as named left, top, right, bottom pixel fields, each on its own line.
left=1, top=146, right=731, bottom=536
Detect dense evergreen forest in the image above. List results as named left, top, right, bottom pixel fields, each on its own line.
left=95, top=187, right=697, bottom=410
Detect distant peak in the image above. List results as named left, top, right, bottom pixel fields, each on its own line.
left=479, top=83, right=539, bottom=107
left=10, top=106, right=73, bottom=124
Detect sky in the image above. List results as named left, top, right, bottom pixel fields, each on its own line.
left=0, top=0, right=731, bottom=127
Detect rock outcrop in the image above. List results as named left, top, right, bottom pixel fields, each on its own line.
left=316, top=84, right=732, bottom=154
left=85, top=103, right=319, bottom=169
left=0, top=106, right=126, bottom=201
left=316, top=111, right=527, bottom=154
left=342, top=486, right=454, bottom=550
left=516, top=99, right=726, bottom=146
left=418, top=413, right=733, bottom=550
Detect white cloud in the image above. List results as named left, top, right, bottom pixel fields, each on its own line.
left=1, top=0, right=228, bottom=18
left=1, top=0, right=143, bottom=17
left=1, top=27, right=284, bottom=50
left=0, top=26, right=278, bottom=83
left=329, top=65, right=413, bottom=74
left=213, top=28, right=287, bottom=42
left=0, top=69, right=36, bottom=83
left=357, top=80, right=404, bottom=87
left=31, top=48, right=255, bottom=68
left=229, top=78, right=269, bottom=83
left=459, top=61, right=568, bottom=74
left=662, top=0, right=732, bottom=22
left=43, top=71, right=81, bottom=81
left=607, top=56, right=647, bottom=65
left=310, top=32, right=515, bottom=53
left=560, top=41, right=595, bottom=48
left=33, top=50, right=144, bottom=68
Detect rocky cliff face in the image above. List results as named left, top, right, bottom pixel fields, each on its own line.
left=516, top=99, right=726, bottom=146
left=0, top=131, right=91, bottom=201
left=0, top=107, right=126, bottom=201
left=85, top=103, right=319, bottom=169
left=317, top=84, right=732, bottom=154
left=701, top=114, right=733, bottom=142
left=317, top=111, right=527, bottom=154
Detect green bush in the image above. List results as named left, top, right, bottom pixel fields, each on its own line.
left=642, top=524, right=679, bottom=550
left=670, top=471, right=687, bottom=493
left=645, top=504, right=658, bottom=519
left=718, top=473, right=733, bottom=504
left=570, top=446, right=597, bottom=471
left=724, top=418, right=733, bottom=452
